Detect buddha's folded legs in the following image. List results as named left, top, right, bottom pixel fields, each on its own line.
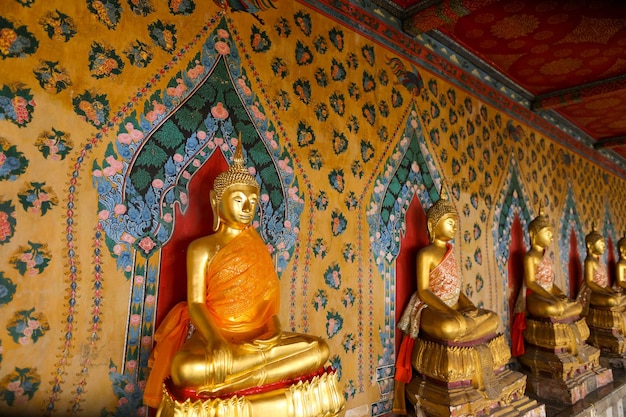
left=171, top=332, right=330, bottom=396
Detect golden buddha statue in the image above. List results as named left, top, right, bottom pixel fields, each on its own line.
left=395, top=186, right=533, bottom=417
left=581, top=227, right=626, bottom=311
left=522, top=208, right=582, bottom=321
left=398, top=186, right=499, bottom=344
left=514, top=208, right=612, bottom=404
left=144, top=138, right=344, bottom=417
left=617, top=234, right=626, bottom=291
left=581, top=228, right=626, bottom=364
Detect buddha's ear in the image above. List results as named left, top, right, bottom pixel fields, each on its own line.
left=427, top=219, right=435, bottom=242
left=210, top=190, right=220, bottom=231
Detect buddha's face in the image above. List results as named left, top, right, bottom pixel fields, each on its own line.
left=620, top=243, right=626, bottom=258
left=590, top=238, right=606, bottom=256
left=535, top=226, right=553, bottom=248
left=433, top=213, right=458, bottom=241
left=218, top=184, right=259, bottom=228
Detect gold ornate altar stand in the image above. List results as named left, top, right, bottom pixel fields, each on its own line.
left=405, top=333, right=545, bottom=417
left=585, top=306, right=626, bottom=369
left=154, top=368, right=345, bottom=417
left=518, top=315, right=613, bottom=404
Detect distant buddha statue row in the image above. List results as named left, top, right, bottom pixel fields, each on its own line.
left=394, top=187, right=531, bottom=417
left=513, top=208, right=611, bottom=404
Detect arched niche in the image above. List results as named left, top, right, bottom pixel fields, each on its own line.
left=603, top=202, right=618, bottom=286
left=558, top=184, right=585, bottom=298
left=365, top=104, right=440, bottom=401
left=91, top=17, right=303, bottom=392
left=491, top=155, right=532, bottom=338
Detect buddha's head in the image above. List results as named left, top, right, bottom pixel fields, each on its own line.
left=585, top=225, right=605, bottom=256
left=528, top=206, right=553, bottom=248
left=210, top=136, right=260, bottom=230
left=618, top=234, right=626, bottom=258
left=426, top=185, right=458, bottom=242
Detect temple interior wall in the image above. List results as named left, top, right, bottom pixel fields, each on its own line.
left=1, top=1, right=625, bottom=416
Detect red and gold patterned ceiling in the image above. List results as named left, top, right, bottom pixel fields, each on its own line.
left=374, top=0, right=626, bottom=163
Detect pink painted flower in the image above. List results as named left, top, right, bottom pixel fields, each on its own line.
left=19, top=336, right=32, bottom=345
left=217, top=29, right=229, bottom=39
left=120, top=232, right=136, bottom=244
left=250, top=105, right=265, bottom=120
left=173, top=153, right=184, bottom=162
left=138, top=237, right=156, bottom=253
left=179, top=192, right=188, bottom=205
left=215, top=41, right=231, bottom=55
left=117, top=133, right=132, bottom=144
left=113, top=244, right=123, bottom=255
left=126, top=360, right=137, bottom=371
left=7, top=380, right=20, bottom=391
left=197, top=131, right=206, bottom=140
left=22, top=327, right=33, bottom=337
left=99, top=210, right=110, bottom=220
left=163, top=213, right=173, bottom=223
left=145, top=295, right=156, bottom=305
left=124, top=383, right=135, bottom=393
left=141, top=336, right=152, bottom=346
left=211, top=102, right=229, bottom=120
left=146, top=111, right=157, bottom=122
left=114, top=204, right=127, bottom=215
left=92, top=169, right=102, bottom=177
left=129, top=314, right=141, bottom=326
left=134, top=275, right=144, bottom=285
left=152, top=179, right=164, bottom=189
left=130, top=129, right=144, bottom=141
left=105, top=155, right=124, bottom=172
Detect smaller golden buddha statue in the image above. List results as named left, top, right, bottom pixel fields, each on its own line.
left=522, top=208, right=582, bottom=321
left=144, top=138, right=343, bottom=417
left=580, top=227, right=626, bottom=312
left=395, top=186, right=529, bottom=417
left=581, top=228, right=626, bottom=361
left=617, top=234, right=626, bottom=291
left=397, top=186, right=500, bottom=345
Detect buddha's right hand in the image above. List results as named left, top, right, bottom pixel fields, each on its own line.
left=206, top=338, right=233, bottom=385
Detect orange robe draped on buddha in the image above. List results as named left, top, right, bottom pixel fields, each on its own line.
left=143, top=226, right=280, bottom=407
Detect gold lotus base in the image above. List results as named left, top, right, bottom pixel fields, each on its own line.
left=406, top=334, right=542, bottom=417
left=522, top=317, right=590, bottom=354
left=155, top=371, right=345, bottom=417
left=411, top=334, right=512, bottom=386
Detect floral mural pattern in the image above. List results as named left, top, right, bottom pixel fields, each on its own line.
left=0, top=1, right=625, bottom=416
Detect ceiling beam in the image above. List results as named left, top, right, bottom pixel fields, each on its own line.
left=401, top=0, right=500, bottom=36
left=594, top=136, right=626, bottom=150
left=531, top=75, right=626, bottom=111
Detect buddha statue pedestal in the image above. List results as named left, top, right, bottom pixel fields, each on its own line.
left=586, top=307, right=626, bottom=368
left=405, top=333, right=545, bottom=417
left=518, top=316, right=613, bottom=404
left=155, top=369, right=344, bottom=417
